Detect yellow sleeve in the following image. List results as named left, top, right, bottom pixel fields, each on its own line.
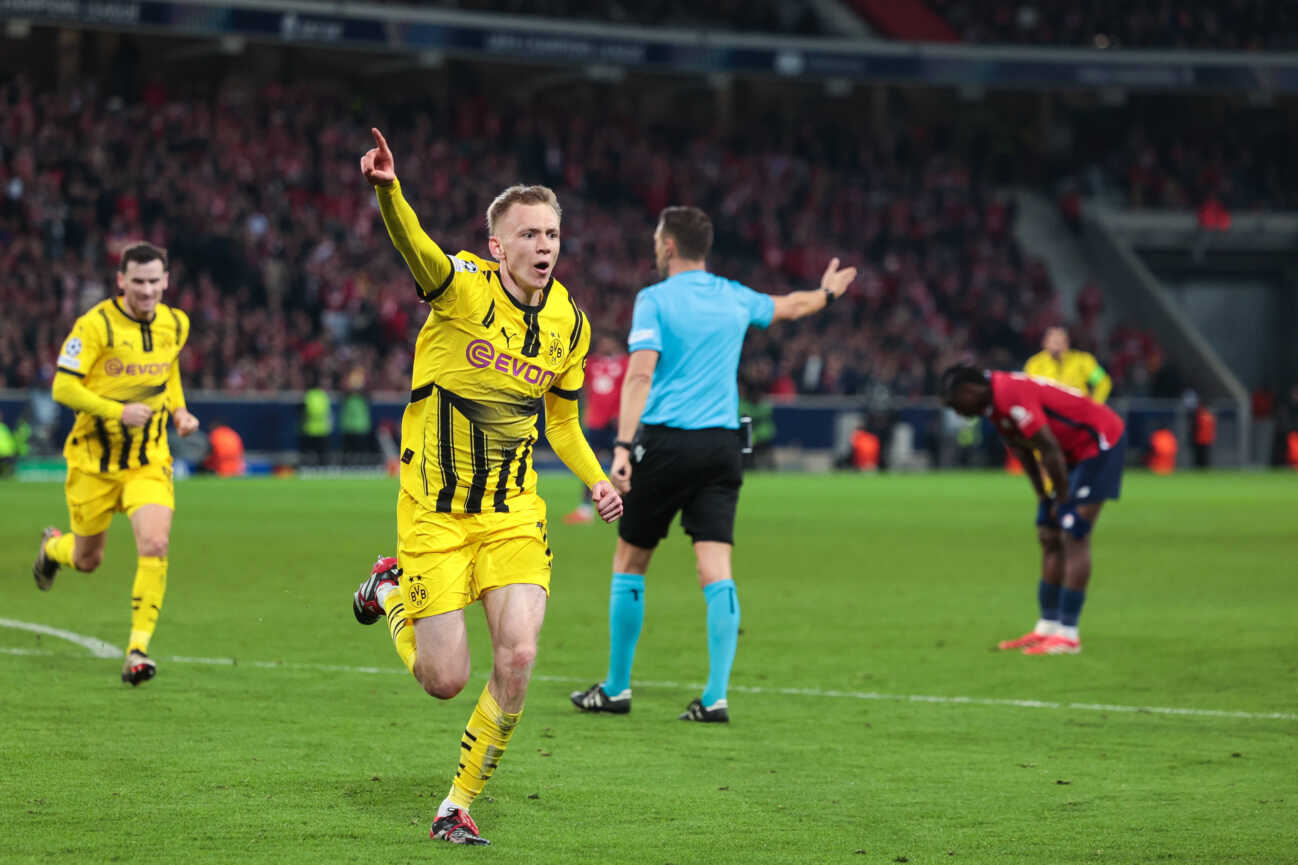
left=1023, top=352, right=1047, bottom=377
left=165, top=363, right=187, bottom=412
left=543, top=391, right=608, bottom=489
left=52, top=317, right=125, bottom=421
left=375, top=180, right=456, bottom=304
left=168, top=308, right=189, bottom=411
left=1086, top=356, right=1113, bottom=403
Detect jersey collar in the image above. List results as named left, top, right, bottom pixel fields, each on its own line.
left=492, top=268, right=554, bottom=315
left=112, top=297, right=156, bottom=323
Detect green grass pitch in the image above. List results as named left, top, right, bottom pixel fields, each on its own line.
left=1, top=471, right=1295, bottom=864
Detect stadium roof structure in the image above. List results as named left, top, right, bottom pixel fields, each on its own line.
left=6, top=0, right=1298, bottom=91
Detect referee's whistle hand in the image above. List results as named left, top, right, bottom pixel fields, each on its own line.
left=591, top=481, right=623, bottom=523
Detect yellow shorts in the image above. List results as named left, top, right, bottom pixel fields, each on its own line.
left=396, top=488, right=552, bottom=619
left=66, top=462, right=175, bottom=536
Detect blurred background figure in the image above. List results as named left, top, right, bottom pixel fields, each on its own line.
left=300, top=375, right=334, bottom=468
left=1025, top=326, right=1112, bottom=404
left=1192, top=401, right=1216, bottom=469
left=566, top=335, right=626, bottom=524
left=340, top=368, right=376, bottom=467
left=0, top=410, right=18, bottom=478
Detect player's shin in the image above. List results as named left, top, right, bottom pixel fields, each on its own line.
left=128, top=556, right=167, bottom=653
left=447, top=683, right=522, bottom=812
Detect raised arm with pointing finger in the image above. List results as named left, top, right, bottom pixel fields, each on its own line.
left=362, top=127, right=455, bottom=303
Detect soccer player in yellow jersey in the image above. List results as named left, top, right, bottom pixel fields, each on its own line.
left=350, top=128, right=623, bottom=846
left=1024, top=326, right=1112, bottom=403
left=31, top=242, right=199, bottom=686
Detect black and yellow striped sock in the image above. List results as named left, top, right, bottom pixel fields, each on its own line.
left=384, top=597, right=417, bottom=675
left=448, top=683, right=522, bottom=810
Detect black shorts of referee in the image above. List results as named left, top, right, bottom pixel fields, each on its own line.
left=618, top=424, right=744, bottom=549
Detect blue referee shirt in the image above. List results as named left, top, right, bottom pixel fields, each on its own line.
left=627, top=269, right=775, bottom=430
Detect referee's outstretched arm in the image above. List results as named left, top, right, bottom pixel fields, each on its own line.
left=769, top=257, right=858, bottom=322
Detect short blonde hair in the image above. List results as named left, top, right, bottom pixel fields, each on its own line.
left=486, top=185, right=562, bottom=235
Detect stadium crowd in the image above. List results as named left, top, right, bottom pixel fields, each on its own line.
left=1, top=71, right=1170, bottom=404
left=930, top=0, right=1298, bottom=50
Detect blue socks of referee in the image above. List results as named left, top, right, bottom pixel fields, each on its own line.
left=603, top=573, right=644, bottom=698
left=701, top=579, right=740, bottom=707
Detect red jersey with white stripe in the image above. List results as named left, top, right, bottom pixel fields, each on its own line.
left=584, top=352, right=627, bottom=429
left=988, top=371, right=1125, bottom=464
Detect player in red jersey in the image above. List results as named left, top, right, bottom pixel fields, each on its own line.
left=940, top=365, right=1127, bottom=655
left=565, top=336, right=628, bottom=524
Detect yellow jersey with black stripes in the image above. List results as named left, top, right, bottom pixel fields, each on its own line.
left=53, top=297, right=190, bottom=473
left=376, top=182, right=590, bottom=515
left=1023, top=349, right=1112, bottom=404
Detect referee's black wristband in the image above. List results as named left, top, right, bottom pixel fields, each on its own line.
left=821, top=286, right=836, bottom=306
left=613, top=440, right=634, bottom=452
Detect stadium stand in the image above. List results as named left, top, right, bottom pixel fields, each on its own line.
left=0, top=67, right=1175, bottom=401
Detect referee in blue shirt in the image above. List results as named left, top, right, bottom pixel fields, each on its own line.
left=571, top=206, right=856, bottom=722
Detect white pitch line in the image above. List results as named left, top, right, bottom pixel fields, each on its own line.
left=0, top=617, right=121, bottom=659
left=2, top=641, right=1294, bottom=723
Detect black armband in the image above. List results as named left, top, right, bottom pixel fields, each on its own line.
left=822, top=286, right=836, bottom=306
left=613, top=440, right=634, bottom=452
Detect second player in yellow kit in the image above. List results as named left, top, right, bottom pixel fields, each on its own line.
left=1024, top=326, right=1112, bottom=403
left=351, top=127, right=623, bottom=846
left=32, top=242, right=200, bottom=686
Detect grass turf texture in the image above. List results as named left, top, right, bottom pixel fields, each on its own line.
left=1, top=471, right=1295, bottom=865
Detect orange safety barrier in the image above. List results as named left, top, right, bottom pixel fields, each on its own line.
left=1149, top=428, right=1177, bottom=474
left=851, top=429, right=880, bottom=470
left=1005, top=452, right=1024, bottom=475
left=206, top=424, right=246, bottom=477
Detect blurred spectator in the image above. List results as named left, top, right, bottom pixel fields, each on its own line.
left=300, top=377, right=334, bottom=467
left=1192, top=402, right=1216, bottom=468
left=340, top=369, right=376, bottom=465
left=0, top=412, right=17, bottom=477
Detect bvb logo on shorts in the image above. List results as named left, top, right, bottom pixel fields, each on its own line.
left=406, top=574, right=429, bottom=606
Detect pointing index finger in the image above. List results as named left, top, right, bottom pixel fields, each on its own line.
left=371, top=127, right=390, bottom=155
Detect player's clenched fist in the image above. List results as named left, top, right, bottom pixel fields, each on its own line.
left=360, top=127, right=396, bottom=187
left=591, top=481, right=623, bottom=523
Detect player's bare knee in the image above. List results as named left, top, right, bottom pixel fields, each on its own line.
left=414, top=663, right=466, bottom=700
left=138, top=536, right=169, bottom=559
left=73, top=550, right=102, bottom=571
left=496, top=643, right=537, bottom=676
left=1037, top=527, right=1062, bottom=551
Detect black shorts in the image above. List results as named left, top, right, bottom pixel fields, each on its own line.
left=618, top=425, right=744, bottom=548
